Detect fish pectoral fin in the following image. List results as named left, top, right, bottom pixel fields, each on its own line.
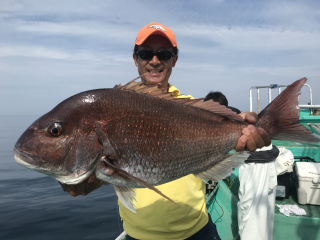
left=102, top=158, right=179, bottom=211
left=195, top=152, right=250, bottom=182
left=114, top=185, right=137, bottom=213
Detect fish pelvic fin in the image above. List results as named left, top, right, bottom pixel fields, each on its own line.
left=114, top=79, right=245, bottom=123
left=102, top=158, right=178, bottom=211
left=114, top=185, right=137, bottom=213
left=195, top=152, right=250, bottom=182
left=256, top=77, right=320, bottom=144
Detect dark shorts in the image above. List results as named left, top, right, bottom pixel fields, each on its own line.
left=126, top=214, right=221, bottom=240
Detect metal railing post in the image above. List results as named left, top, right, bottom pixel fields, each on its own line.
left=248, top=84, right=315, bottom=113
left=268, top=88, right=271, bottom=103
left=249, top=88, right=253, bottom=112
left=257, top=88, right=260, bottom=113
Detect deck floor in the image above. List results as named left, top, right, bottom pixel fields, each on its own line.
left=275, top=176, right=320, bottom=219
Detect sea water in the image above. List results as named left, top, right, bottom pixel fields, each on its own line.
left=0, top=115, right=122, bottom=240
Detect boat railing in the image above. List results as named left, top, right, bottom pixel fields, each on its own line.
left=249, top=83, right=320, bottom=114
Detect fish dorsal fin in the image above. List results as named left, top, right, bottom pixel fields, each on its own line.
left=114, top=78, right=245, bottom=122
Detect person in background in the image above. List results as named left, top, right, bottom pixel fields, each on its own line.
left=204, top=91, right=228, bottom=107
left=204, top=91, right=241, bottom=114
left=60, top=22, right=271, bottom=240
left=204, top=90, right=278, bottom=240
left=237, top=146, right=278, bottom=240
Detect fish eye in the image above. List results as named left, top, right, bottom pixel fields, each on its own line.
left=47, top=123, right=63, bottom=137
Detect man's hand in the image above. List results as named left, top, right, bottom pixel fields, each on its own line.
left=59, top=173, right=109, bottom=197
left=235, top=112, right=271, bottom=152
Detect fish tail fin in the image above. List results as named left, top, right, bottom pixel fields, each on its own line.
left=256, top=77, right=320, bottom=144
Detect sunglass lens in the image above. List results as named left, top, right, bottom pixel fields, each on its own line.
left=137, top=50, right=152, bottom=60
left=157, top=51, right=173, bottom=60
left=140, top=50, right=153, bottom=59
left=137, top=50, right=173, bottom=60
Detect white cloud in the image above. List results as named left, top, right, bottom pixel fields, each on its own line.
left=176, top=24, right=320, bottom=53
left=0, top=45, right=132, bottom=65
left=0, top=45, right=71, bottom=59
left=237, top=66, right=320, bottom=78
left=10, top=20, right=136, bottom=43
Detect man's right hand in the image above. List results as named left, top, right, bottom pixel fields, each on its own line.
left=59, top=173, right=109, bottom=197
left=235, top=112, right=271, bottom=152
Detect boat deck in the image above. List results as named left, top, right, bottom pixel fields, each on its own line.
left=272, top=140, right=320, bottom=162
left=273, top=173, right=320, bottom=240
left=207, top=168, right=320, bottom=240
left=275, top=183, right=320, bottom=219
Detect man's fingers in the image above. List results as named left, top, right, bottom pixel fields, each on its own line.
left=87, top=173, right=97, bottom=183
left=236, top=112, right=272, bottom=152
left=242, top=127, right=257, bottom=151
left=235, top=135, right=247, bottom=152
left=67, top=185, right=77, bottom=197
left=76, top=182, right=87, bottom=196
left=59, top=173, right=107, bottom=197
left=59, top=182, right=80, bottom=197
left=239, top=112, right=258, bottom=124
left=236, top=125, right=272, bottom=152
left=59, top=182, right=67, bottom=191
left=247, top=125, right=265, bottom=149
left=257, top=127, right=271, bottom=146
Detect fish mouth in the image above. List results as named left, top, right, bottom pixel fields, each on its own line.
left=13, top=149, right=95, bottom=185
left=13, top=149, right=46, bottom=168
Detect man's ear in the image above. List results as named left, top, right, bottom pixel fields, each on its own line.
left=172, top=55, right=178, bottom=67
left=133, top=53, right=138, bottom=67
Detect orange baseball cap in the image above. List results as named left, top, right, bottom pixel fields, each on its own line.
left=134, top=22, right=177, bottom=48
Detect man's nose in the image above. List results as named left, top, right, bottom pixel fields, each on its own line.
left=149, top=55, right=161, bottom=65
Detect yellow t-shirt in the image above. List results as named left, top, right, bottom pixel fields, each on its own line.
left=118, top=84, right=208, bottom=240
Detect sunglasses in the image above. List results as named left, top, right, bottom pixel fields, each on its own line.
left=135, top=50, right=175, bottom=61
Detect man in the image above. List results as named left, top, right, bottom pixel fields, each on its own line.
left=61, top=22, right=271, bottom=240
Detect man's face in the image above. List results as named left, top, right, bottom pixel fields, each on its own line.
left=133, top=35, right=178, bottom=88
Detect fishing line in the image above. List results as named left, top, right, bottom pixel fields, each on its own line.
left=117, top=202, right=123, bottom=234
left=213, top=198, right=224, bottom=224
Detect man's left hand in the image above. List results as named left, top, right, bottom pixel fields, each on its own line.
left=235, top=112, right=271, bottom=152
left=59, top=173, right=107, bottom=197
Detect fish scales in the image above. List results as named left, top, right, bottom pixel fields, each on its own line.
left=96, top=89, right=246, bottom=187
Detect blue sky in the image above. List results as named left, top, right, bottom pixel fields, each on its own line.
left=1, top=0, right=320, bottom=115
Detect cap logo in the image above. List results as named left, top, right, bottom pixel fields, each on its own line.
left=148, top=24, right=166, bottom=32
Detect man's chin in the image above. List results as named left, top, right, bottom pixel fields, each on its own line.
left=144, top=78, right=164, bottom=85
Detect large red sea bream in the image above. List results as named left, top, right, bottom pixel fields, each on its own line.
left=13, top=77, right=320, bottom=212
